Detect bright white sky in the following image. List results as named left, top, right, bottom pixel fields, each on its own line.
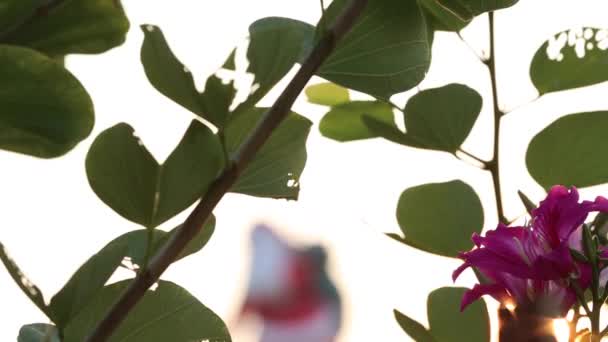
left=3, top=1, right=608, bottom=341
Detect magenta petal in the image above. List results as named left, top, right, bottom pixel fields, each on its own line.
left=531, top=244, right=574, bottom=280
left=460, top=283, right=509, bottom=311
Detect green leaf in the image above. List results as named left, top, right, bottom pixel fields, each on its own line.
left=418, top=0, right=468, bottom=32
left=0, top=45, right=94, bottom=158
left=226, top=108, right=312, bottom=200
left=526, top=111, right=608, bottom=190
left=395, top=180, right=483, bottom=257
left=427, top=287, right=490, bottom=342
left=394, top=310, right=437, bottom=342
left=408, top=84, right=481, bottom=152
left=5, top=0, right=129, bottom=56
left=18, top=324, right=60, bottom=342
left=0, top=242, right=50, bottom=318
left=316, top=0, right=432, bottom=98
left=49, top=238, right=127, bottom=328
left=238, top=17, right=314, bottom=109
left=305, top=82, right=350, bottom=106
left=49, top=216, right=215, bottom=328
left=86, top=120, right=224, bottom=228
left=199, top=74, right=237, bottom=128
left=108, top=215, right=216, bottom=268
left=64, top=280, right=232, bottom=342
left=140, top=24, right=203, bottom=116
left=530, top=27, right=608, bottom=95
left=319, top=101, right=395, bottom=142
left=0, top=0, right=39, bottom=32
left=431, top=0, right=517, bottom=23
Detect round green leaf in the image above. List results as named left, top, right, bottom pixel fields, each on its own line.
left=64, top=280, right=232, bottom=342
left=4, top=0, right=129, bottom=56
left=428, top=287, right=490, bottom=342
left=531, top=28, right=608, bottom=95
left=140, top=24, right=203, bottom=117
left=396, top=180, right=483, bottom=257
left=18, top=324, right=60, bottom=342
left=403, top=83, right=482, bottom=152
left=0, top=45, right=94, bottom=158
left=226, top=108, right=312, bottom=200
left=239, top=17, right=314, bottom=109
left=317, top=0, right=432, bottom=98
left=319, top=101, right=395, bottom=142
left=526, top=111, right=608, bottom=190
left=86, top=120, right=224, bottom=228
left=394, top=310, right=437, bottom=342
left=305, top=82, right=350, bottom=106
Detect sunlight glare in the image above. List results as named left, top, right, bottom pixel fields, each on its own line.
left=552, top=319, right=569, bottom=342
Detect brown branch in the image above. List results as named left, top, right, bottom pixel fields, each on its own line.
left=0, top=0, right=68, bottom=42
left=85, top=0, right=369, bottom=340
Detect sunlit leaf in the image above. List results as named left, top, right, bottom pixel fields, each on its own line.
left=86, top=120, right=224, bottom=228
left=427, top=287, right=490, bottom=342
left=526, top=111, right=608, bottom=190
left=18, top=324, right=60, bottom=342
left=395, top=180, right=483, bottom=257
left=305, top=82, right=350, bottom=106
left=531, top=27, right=608, bottom=94
left=225, top=108, right=311, bottom=199
left=64, top=280, right=232, bottom=342
left=319, top=101, right=394, bottom=142
left=5, top=0, right=129, bottom=55
left=0, top=45, right=94, bottom=158
left=317, top=0, right=431, bottom=98
left=239, top=17, right=314, bottom=109
left=394, top=310, right=437, bottom=342
left=0, top=242, right=49, bottom=318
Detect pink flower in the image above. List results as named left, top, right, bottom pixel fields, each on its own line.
left=453, top=186, right=608, bottom=316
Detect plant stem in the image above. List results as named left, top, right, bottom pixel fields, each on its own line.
left=0, top=0, right=68, bottom=41
left=84, top=1, right=369, bottom=341
left=483, top=12, right=507, bottom=224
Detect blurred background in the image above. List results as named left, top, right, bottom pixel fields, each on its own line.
left=3, top=1, right=608, bottom=341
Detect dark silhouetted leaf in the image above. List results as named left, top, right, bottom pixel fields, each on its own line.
left=5, top=0, right=129, bottom=55
left=427, top=287, right=490, bottom=342
left=225, top=108, right=311, bottom=199
left=140, top=24, right=203, bottom=116
left=531, top=28, right=608, bottom=95
left=86, top=120, right=224, bottom=228
left=238, top=17, right=314, bottom=109
left=526, top=111, right=608, bottom=190
left=394, top=310, right=437, bottom=342
left=0, top=0, right=38, bottom=32
left=64, top=280, right=232, bottom=342
left=395, top=180, right=483, bottom=257
left=0, top=45, right=94, bottom=157
left=317, top=0, right=431, bottom=98
left=0, top=242, right=49, bottom=318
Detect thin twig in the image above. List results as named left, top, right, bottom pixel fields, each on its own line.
left=85, top=0, right=369, bottom=341
left=483, top=12, right=507, bottom=224
left=0, top=0, right=68, bottom=42
left=456, top=148, right=489, bottom=166
left=457, top=32, right=486, bottom=62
